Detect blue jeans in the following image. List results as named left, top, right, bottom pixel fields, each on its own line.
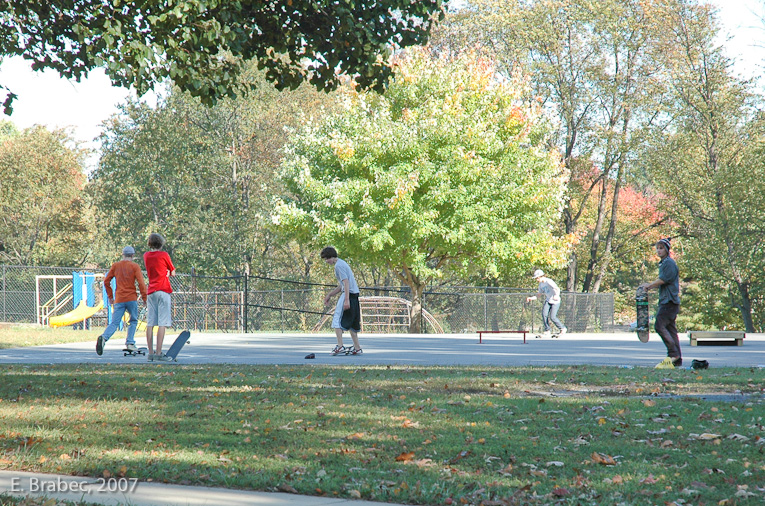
left=542, top=301, right=566, bottom=332
left=102, top=301, right=139, bottom=346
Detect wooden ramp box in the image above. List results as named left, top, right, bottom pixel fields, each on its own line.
left=688, top=331, right=745, bottom=347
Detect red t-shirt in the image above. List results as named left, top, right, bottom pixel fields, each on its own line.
left=143, top=250, right=175, bottom=294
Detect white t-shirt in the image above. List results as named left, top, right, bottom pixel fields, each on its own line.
left=334, top=259, right=359, bottom=294
left=538, top=277, right=561, bottom=304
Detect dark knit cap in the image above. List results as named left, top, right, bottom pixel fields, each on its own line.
left=657, top=238, right=671, bottom=251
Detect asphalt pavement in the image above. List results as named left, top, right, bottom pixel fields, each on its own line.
left=1, top=330, right=764, bottom=368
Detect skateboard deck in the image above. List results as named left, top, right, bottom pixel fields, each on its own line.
left=534, top=333, right=560, bottom=339
left=123, top=347, right=147, bottom=357
left=635, top=287, right=649, bottom=343
left=164, top=330, right=191, bottom=362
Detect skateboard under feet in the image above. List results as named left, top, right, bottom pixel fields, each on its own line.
left=123, top=347, right=147, bottom=357
left=331, top=346, right=362, bottom=355
left=535, top=333, right=560, bottom=339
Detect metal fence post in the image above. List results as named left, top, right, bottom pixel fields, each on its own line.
left=243, top=272, right=249, bottom=333
left=483, top=290, right=488, bottom=330
left=1, top=265, right=5, bottom=322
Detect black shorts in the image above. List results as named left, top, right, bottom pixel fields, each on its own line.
left=340, top=293, right=361, bottom=332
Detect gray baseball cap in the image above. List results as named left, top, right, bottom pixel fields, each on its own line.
left=122, top=246, right=135, bottom=256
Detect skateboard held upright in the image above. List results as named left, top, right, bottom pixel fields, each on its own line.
left=635, top=287, right=649, bottom=343
left=164, top=330, right=191, bottom=362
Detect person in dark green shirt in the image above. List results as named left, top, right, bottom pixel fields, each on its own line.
left=639, top=238, right=681, bottom=368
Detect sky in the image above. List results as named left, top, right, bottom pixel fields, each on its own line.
left=0, top=0, right=763, bottom=169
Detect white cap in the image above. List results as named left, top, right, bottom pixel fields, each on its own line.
left=532, top=269, right=545, bottom=279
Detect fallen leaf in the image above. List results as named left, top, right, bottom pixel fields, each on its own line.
left=591, top=452, right=617, bottom=466
left=692, top=433, right=722, bottom=440
left=447, top=450, right=472, bottom=464
left=395, top=452, right=415, bottom=462
left=551, top=487, right=570, bottom=496
left=607, top=475, right=624, bottom=485
left=640, top=474, right=658, bottom=484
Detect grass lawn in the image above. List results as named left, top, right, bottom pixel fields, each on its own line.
left=0, top=326, right=102, bottom=349
left=0, top=363, right=763, bottom=505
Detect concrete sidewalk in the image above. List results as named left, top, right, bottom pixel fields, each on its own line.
left=0, top=470, right=406, bottom=506
left=1, top=330, right=763, bottom=505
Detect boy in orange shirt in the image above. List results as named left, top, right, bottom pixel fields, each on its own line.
left=96, top=246, right=147, bottom=355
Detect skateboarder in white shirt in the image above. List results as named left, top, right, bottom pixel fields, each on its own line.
left=526, top=269, right=568, bottom=338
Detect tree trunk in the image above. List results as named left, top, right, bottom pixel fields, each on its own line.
left=581, top=177, right=608, bottom=292
left=409, top=281, right=426, bottom=333
left=395, top=262, right=426, bottom=333
left=733, top=281, right=755, bottom=332
left=593, top=166, right=624, bottom=293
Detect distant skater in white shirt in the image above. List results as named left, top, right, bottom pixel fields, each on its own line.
left=526, top=269, right=568, bottom=338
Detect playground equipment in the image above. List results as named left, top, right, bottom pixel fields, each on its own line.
left=37, top=272, right=106, bottom=328
left=49, top=299, right=104, bottom=328
left=38, top=271, right=150, bottom=331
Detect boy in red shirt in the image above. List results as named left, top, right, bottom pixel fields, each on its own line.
left=143, top=233, right=176, bottom=362
left=96, top=246, right=147, bottom=355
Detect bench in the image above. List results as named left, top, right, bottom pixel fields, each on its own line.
left=687, top=331, right=745, bottom=347
left=477, top=330, right=529, bottom=344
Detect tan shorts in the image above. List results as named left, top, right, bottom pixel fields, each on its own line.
left=146, top=291, right=172, bottom=327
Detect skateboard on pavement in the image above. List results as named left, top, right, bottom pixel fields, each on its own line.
left=534, top=333, right=560, bottom=339
left=123, top=347, right=147, bottom=357
left=164, top=330, right=191, bottom=362
left=635, top=286, right=650, bottom=343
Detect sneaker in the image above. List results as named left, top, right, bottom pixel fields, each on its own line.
left=691, top=359, right=709, bottom=370
left=96, top=336, right=105, bottom=356
left=147, top=354, right=155, bottom=362
left=559, top=328, right=568, bottom=336
left=156, top=353, right=173, bottom=362
left=331, top=345, right=347, bottom=356
left=125, top=344, right=138, bottom=352
left=655, top=357, right=675, bottom=369
left=672, top=357, right=683, bottom=367
left=349, top=348, right=363, bottom=355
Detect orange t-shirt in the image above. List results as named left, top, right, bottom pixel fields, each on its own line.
left=104, top=260, right=147, bottom=303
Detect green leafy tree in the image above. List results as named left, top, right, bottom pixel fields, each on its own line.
left=0, top=122, right=91, bottom=265
left=646, top=0, right=765, bottom=331
left=432, top=0, right=675, bottom=293
left=275, top=49, right=570, bottom=332
left=0, top=0, right=443, bottom=113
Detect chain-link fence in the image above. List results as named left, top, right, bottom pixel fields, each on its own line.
left=1, top=265, right=614, bottom=333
